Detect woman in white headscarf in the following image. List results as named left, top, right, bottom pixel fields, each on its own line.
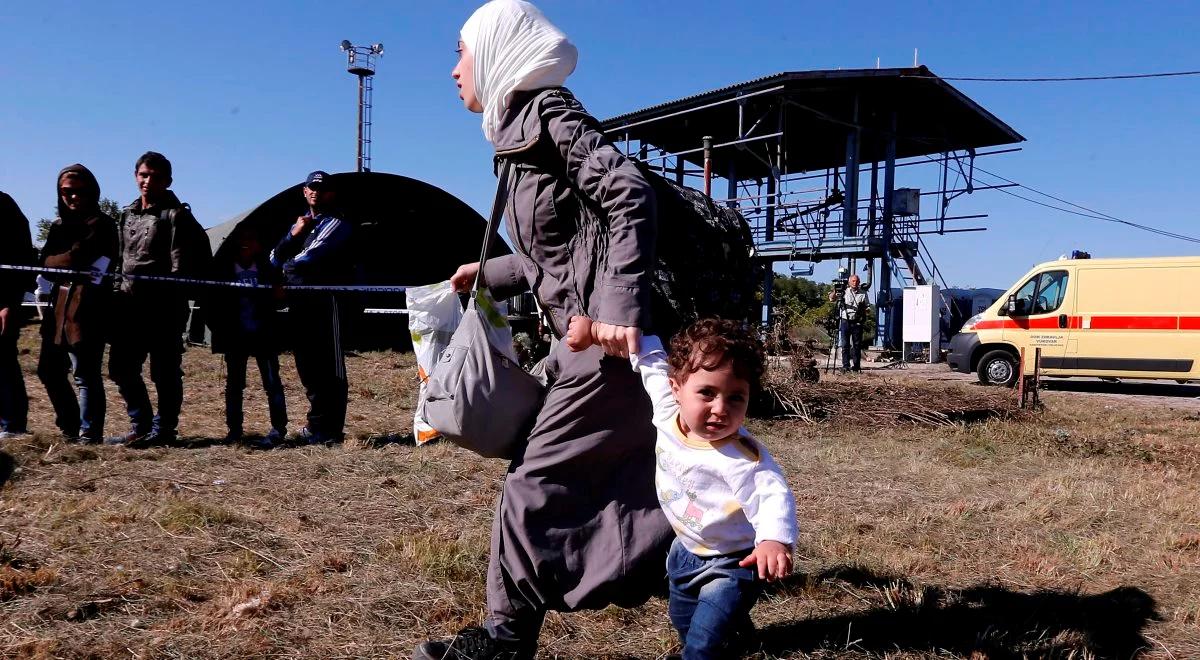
left=413, top=1, right=672, bottom=658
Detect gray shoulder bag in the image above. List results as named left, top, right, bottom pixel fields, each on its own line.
left=422, top=161, right=545, bottom=459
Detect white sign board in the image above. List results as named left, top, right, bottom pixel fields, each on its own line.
left=903, top=285, right=940, bottom=363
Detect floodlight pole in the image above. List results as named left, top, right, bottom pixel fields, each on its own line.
left=340, top=41, right=384, bottom=173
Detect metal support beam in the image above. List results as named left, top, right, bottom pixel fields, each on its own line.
left=878, top=112, right=897, bottom=348
left=842, top=95, right=860, bottom=238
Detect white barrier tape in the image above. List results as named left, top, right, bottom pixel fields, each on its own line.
left=0, top=263, right=412, bottom=294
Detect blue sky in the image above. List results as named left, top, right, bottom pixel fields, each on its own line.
left=2, top=0, right=1197, bottom=290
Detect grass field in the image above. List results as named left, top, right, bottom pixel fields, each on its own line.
left=2, top=325, right=1198, bottom=659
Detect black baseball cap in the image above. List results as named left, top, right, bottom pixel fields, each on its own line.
left=304, top=171, right=330, bottom=188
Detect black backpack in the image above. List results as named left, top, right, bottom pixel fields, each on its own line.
left=636, top=164, right=762, bottom=339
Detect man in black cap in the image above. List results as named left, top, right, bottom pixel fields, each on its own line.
left=270, top=171, right=353, bottom=445
left=0, top=191, right=34, bottom=440
left=107, top=152, right=211, bottom=448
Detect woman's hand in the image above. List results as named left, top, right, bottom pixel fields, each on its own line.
left=566, top=316, right=594, bottom=352
left=449, top=263, right=480, bottom=293
left=591, top=321, right=640, bottom=359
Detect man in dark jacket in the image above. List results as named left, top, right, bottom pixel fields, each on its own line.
left=270, top=171, right=352, bottom=445
left=106, top=152, right=212, bottom=448
left=0, top=191, right=34, bottom=440
left=38, top=165, right=119, bottom=443
left=206, top=230, right=287, bottom=449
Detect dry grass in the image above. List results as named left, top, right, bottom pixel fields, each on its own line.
left=2, top=325, right=1198, bottom=658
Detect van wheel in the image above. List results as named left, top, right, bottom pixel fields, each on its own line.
left=977, top=350, right=1017, bottom=387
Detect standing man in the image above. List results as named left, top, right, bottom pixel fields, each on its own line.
left=106, top=152, right=211, bottom=448
left=830, top=273, right=869, bottom=372
left=270, top=171, right=353, bottom=446
left=38, top=165, right=119, bottom=443
left=0, top=191, right=34, bottom=439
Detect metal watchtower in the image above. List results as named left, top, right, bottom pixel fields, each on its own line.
left=339, top=40, right=384, bottom=173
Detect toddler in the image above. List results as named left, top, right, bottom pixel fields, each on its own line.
left=568, top=317, right=796, bottom=659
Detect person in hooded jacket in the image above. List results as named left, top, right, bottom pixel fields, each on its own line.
left=37, top=165, right=118, bottom=443
left=413, top=2, right=672, bottom=658
left=0, top=191, right=34, bottom=440
left=106, top=151, right=211, bottom=449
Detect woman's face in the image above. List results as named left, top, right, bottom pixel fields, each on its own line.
left=452, top=42, right=484, bottom=113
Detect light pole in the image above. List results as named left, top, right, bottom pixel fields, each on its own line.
left=339, top=40, right=383, bottom=173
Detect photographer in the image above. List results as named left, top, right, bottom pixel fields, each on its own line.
left=829, top=274, right=869, bottom=372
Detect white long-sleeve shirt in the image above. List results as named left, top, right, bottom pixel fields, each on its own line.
left=632, top=335, right=797, bottom=557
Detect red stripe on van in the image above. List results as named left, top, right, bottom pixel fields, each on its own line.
left=1087, top=316, right=1178, bottom=330
left=1180, top=317, right=1200, bottom=330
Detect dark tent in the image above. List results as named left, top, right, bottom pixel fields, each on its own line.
left=203, top=171, right=509, bottom=349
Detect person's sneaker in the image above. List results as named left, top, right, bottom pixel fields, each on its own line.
left=77, top=434, right=103, bottom=446
left=294, top=427, right=338, bottom=447
left=265, top=428, right=286, bottom=444
left=412, top=626, right=521, bottom=660
left=125, top=430, right=178, bottom=449
left=242, top=434, right=274, bottom=451
left=0, top=430, right=29, bottom=440
left=105, top=431, right=148, bottom=446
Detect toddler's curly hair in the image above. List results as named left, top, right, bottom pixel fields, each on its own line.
left=667, top=318, right=766, bottom=390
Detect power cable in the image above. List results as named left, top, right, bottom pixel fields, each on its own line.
left=987, top=179, right=1200, bottom=244
left=921, top=154, right=1200, bottom=244
left=934, top=70, right=1200, bottom=82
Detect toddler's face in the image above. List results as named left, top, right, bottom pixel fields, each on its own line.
left=669, top=360, right=750, bottom=442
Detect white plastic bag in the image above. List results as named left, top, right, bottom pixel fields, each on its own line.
left=407, top=281, right=464, bottom=445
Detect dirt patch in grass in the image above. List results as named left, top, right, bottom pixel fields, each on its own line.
left=1, top=325, right=1198, bottom=658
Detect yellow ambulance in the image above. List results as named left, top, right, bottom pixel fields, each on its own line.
left=947, top=255, right=1200, bottom=386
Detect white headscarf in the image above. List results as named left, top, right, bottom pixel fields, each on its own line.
left=460, top=0, right=578, bottom=143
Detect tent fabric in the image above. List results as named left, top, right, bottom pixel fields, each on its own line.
left=206, top=172, right=505, bottom=298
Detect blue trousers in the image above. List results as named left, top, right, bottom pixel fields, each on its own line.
left=224, top=352, right=288, bottom=435
left=839, top=319, right=863, bottom=371
left=667, top=539, right=761, bottom=660
left=38, top=337, right=105, bottom=441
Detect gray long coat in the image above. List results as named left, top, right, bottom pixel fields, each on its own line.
left=479, top=87, right=673, bottom=638
left=483, top=88, right=657, bottom=336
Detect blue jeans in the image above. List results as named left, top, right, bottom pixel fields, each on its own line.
left=667, top=539, right=761, bottom=660
left=839, top=319, right=863, bottom=371
left=38, top=337, right=105, bottom=441
left=224, top=352, right=288, bottom=435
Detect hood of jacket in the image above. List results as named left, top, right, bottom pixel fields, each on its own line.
left=56, top=163, right=102, bottom=222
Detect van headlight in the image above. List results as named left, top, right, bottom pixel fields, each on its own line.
left=963, top=313, right=984, bottom=331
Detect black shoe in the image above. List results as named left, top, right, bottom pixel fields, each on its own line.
left=412, top=626, right=520, bottom=660
left=224, top=430, right=244, bottom=445
left=125, top=430, right=178, bottom=449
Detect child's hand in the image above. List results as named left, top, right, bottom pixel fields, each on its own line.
left=738, top=540, right=792, bottom=581
left=566, top=316, right=594, bottom=352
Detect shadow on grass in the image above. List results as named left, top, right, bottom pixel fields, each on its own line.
left=759, top=565, right=1158, bottom=659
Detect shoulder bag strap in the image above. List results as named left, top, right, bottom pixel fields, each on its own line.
left=471, top=159, right=513, bottom=294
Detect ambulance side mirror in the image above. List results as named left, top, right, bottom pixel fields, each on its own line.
left=1006, top=294, right=1026, bottom=316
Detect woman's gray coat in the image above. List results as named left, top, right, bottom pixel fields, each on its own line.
left=479, top=87, right=673, bottom=646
